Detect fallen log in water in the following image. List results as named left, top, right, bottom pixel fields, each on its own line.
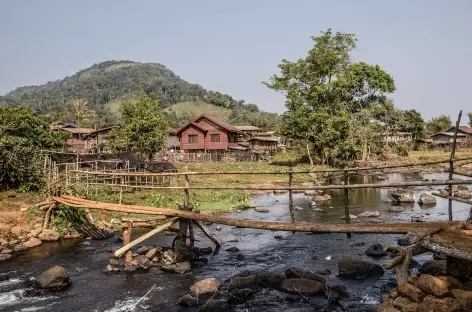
left=53, top=196, right=464, bottom=234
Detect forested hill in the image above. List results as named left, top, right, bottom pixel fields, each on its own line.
left=0, top=60, right=279, bottom=129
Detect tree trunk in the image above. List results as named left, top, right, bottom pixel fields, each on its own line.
left=306, top=143, right=314, bottom=167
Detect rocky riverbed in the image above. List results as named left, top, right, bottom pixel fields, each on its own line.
left=0, top=172, right=471, bottom=311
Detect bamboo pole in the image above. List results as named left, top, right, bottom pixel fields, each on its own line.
left=432, top=192, right=472, bottom=205
left=53, top=196, right=461, bottom=234
left=453, top=170, right=472, bottom=178
left=74, top=179, right=472, bottom=191
left=68, top=156, right=472, bottom=177
left=114, top=218, right=177, bottom=257
left=194, top=220, right=222, bottom=248
left=288, top=166, right=294, bottom=223
left=123, top=222, right=133, bottom=264
left=449, top=111, right=463, bottom=221
left=343, top=171, right=351, bottom=238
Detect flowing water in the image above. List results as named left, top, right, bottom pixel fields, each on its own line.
left=1, top=172, right=471, bottom=312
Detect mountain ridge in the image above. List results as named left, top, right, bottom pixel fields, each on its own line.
left=0, top=60, right=279, bottom=129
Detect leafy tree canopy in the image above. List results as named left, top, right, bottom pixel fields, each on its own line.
left=108, top=91, right=168, bottom=160
left=425, top=115, right=452, bottom=136
left=265, top=29, right=395, bottom=164
left=0, top=106, right=68, bottom=190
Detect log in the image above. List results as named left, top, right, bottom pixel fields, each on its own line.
left=384, top=245, right=427, bottom=284
left=52, top=196, right=462, bottom=234
left=42, top=204, right=55, bottom=230
left=123, top=222, right=133, bottom=264
left=114, top=218, right=177, bottom=258
left=194, top=220, right=222, bottom=248
left=432, top=192, right=472, bottom=205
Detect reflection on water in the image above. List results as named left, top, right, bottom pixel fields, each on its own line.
left=1, top=172, right=471, bottom=312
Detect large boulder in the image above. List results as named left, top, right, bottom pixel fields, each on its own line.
left=23, top=237, right=42, bottom=248
left=419, top=260, right=447, bottom=276
left=417, top=295, right=460, bottom=312
left=389, top=188, right=414, bottom=203
left=189, top=278, right=220, bottom=298
left=35, top=265, right=71, bottom=290
left=457, top=184, right=469, bottom=191
left=397, top=283, right=425, bottom=303
left=228, top=274, right=258, bottom=290
left=454, top=189, right=472, bottom=199
left=446, top=256, right=472, bottom=281
left=285, top=268, right=326, bottom=284
left=418, top=193, right=437, bottom=205
left=451, top=289, right=472, bottom=309
left=280, top=278, right=325, bottom=295
left=338, top=256, right=384, bottom=279
left=365, top=243, right=387, bottom=258
left=415, top=274, right=449, bottom=297
left=38, top=229, right=60, bottom=242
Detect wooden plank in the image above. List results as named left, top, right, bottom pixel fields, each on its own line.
left=114, top=218, right=177, bottom=257
left=53, top=196, right=461, bottom=234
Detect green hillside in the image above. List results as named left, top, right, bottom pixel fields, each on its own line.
left=0, top=60, right=279, bottom=130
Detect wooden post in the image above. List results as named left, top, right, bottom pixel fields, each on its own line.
left=288, top=166, right=294, bottom=223
left=343, top=171, right=351, bottom=238
left=119, top=177, right=124, bottom=205
left=194, top=220, right=222, bottom=248
left=448, top=110, right=463, bottom=221
left=123, top=221, right=133, bottom=265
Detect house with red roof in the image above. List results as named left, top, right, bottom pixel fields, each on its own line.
left=175, top=114, right=243, bottom=152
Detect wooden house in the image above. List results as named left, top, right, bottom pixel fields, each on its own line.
left=176, top=114, right=241, bottom=152
left=430, top=132, right=467, bottom=145
left=50, top=123, right=94, bottom=150
left=445, top=126, right=472, bottom=137
left=83, top=126, right=119, bottom=153
left=248, top=137, right=278, bottom=154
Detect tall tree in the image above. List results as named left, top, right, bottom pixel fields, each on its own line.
left=398, top=109, right=425, bottom=143
left=108, top=91, right=168, bottom=160
left=68, top=99, right=96, bottom=129
left=0, top=107, right=68, bottom=190
left=425, top=115, right=452, bottom=136
left=468, top=112, right=472, bottom=127
left=265, top=29, right=395, bottom=164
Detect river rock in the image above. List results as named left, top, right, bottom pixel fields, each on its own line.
left=418, top=295, right=460, bottom=312
left=13, top=245, right=28, bottom=252
left=338, top=256, right=384, bottom=278
left=389, top=188, right=414, bottom=203
left=415, top=274, right=449, bottom=297
left=304, top=190, right=323, bottom=196
left=0, top=223, right=12, bottom=232
left=377, top=175, right=387, bottom=181
left=285, top=268, right=326, bottom=284
left=397, top=283, right=425, bottom=302
left=393, top=296, right=413, bottom=311
left=387, top=206, right=404, bottom=212
left=228, top=288, right=258, bottom=304
left=30, top=228, right=42, bottom=238
left=189, top=278, right=220, bottom=297
left=38, top=229, right=60, bottom=242
left=199, top=299, right=229, bottom=312
left=418, top=193, right=437, bottom=205
left=312, top=194, right=331, bottom=202
left=365, top=243, right=387, bottom=258
left=376, top=300, right=400, bottom=312
left=446, top=256, right=472, bottom=281
left=199, top=246, right=213, bottom=254
left=145, top=248, right=159, bottom=260
left=161, top=261, right=190, bottom=274
left=226, top=246, right=240, bottom=252
left=437, top=276, right=463, bottom=289
left=178, top=294, right=198, bottom=306
left=0, top=254, right=12, bottom=262
left=109, top=258, right=120, bottom=267
left=104, top=264, right=120, bottom=273
left=254, top=207, right=270, bottom=213
left=23, top=237, right=42, bottom=248
left=457, top=184, right=469, bottom=191
left=280, top=278, right=325, bottom=295
left=0, top=238, right=8, bottom=246
left=137, top=246, right=152, bottom=255
left=454, top=189, right=472, bottom=199
left=451, top=289, right=472, bottom=309
left=135, top=255, right=150, bottom=268
left=358, top=211, right=380, bottom=217
left=35, top=265, right=71, bottom=290
left=228, top=274, right=258, bottom=290
left=340, top=214, right=357, bottom=220
left=1, top=248, right=12, bottom=254
left=419, top=260, right=447, bottom=276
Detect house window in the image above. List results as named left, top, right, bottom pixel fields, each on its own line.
left=188, top=135, right=198, bottom=144
left=210, top=134, right=220, bottom=143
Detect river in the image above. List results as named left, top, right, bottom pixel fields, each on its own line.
left=0, top=172, right=470, bottom=312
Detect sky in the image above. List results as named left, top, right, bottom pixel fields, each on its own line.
left=1, top=0, right=471, bottom=121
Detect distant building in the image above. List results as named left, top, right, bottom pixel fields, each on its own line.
left=83, top=126, right=119, bottom=153
left=176, top=114, right=243, bottom=152
left=430, top=132, right=467, bottom=145
left=382, top=132, right=412, bottom=144
left=248, top=137, right=278, bottom=154
left=50, top=122, right=94, bottom=150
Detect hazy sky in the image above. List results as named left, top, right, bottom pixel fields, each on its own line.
left=1, top=0, right=471, bottom=120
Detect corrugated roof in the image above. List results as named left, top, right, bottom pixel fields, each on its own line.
left=59, top=127, right=95, bottom=134
left=176, top=114, right=239, bottom=134
left=458, top=126, right=472, bottom=134
left=235, top=125, right=262, bottom=131
left=431, top=132, right=467, bottom=137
